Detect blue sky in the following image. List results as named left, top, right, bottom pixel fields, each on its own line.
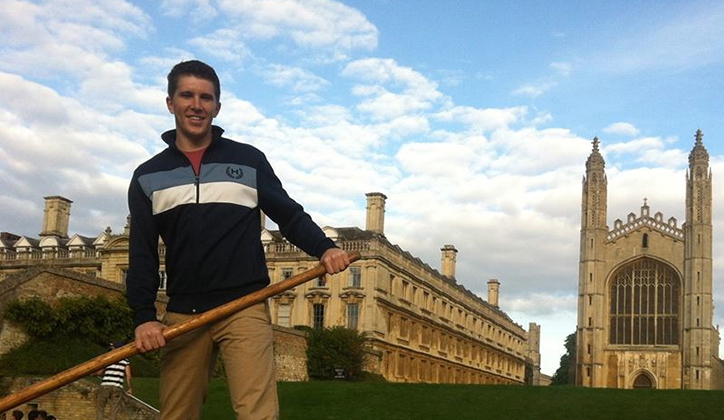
left=1, top=0, right=724, bottom=375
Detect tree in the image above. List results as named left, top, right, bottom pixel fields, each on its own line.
left=550, top=332, right=576, bottom=385
left=305, top=326, right=367, bottom=380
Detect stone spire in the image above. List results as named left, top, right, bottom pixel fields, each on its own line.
left=688, top=129, right=709, bottom=166
left=585, top=137, right=605, bottom=171
left=582, top=136, right=607, bottom=230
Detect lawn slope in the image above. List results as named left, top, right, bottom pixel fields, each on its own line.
left=133, top=378, right=724, bottom=420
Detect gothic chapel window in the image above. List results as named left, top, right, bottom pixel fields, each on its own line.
left=609, top=258, right=680, bottom=345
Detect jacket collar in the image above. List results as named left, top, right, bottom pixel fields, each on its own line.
left=161, top=125, right=225, bottom=149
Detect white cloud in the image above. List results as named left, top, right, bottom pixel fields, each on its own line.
left=343, top=58, right=444, bottom=120
left=0, top=71, right=157, bottom=236
left=214, top=0, right=378, bottom=59
left=189, top=28, right=251, bottom=64
left=0, top=0, right=150, bottom=78
left=603, top=122, right=640, bottom=136
left=433, top=106, right=527, bottom=133
left=605, top=136, right=664, bottom=154
left=603, top=136, right=689, bottom=169
left=263, top=64, right=329, bottom=93
left=513, top=82, right=556, bottom=98
left=505, top=293, right=578, bottom=317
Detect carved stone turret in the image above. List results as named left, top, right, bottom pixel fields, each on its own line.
left=683, top=129, right=714, bottom=389
left=577, top=137, right=609, bottom=387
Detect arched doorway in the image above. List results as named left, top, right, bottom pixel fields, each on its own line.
left=632, top=373, right=654, bottom=389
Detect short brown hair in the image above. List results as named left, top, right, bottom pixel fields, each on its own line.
left=167, top=60, right=221, bottom=101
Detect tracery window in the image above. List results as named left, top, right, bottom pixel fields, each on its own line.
left=609, top=258, right=680, bottom=345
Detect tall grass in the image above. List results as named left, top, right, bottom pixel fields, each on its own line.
left=133, top=378, right=724, bottom=420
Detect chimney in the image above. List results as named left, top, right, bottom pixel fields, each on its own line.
left=40, top=196, right=73, bottom=238
left=440, top=245, right=458, bottom=277
left=487, top=279, right=500, bottom=307
left=365, top=192, right=387, bottom=234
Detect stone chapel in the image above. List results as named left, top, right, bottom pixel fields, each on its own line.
left=576, top=130, right=724, bottom=389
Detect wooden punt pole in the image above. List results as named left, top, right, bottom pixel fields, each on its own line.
left=0, top=251, right=360, bottom=413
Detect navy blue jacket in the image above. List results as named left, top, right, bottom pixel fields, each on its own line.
left=126, top=126, right=336, bottom=326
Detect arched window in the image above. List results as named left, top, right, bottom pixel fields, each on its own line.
left=642, top=233, right=649, bottom=248
left=609, top=258, right=680, bottom=345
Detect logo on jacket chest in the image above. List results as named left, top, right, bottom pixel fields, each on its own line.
left=226, top=166, right=244, bottom=180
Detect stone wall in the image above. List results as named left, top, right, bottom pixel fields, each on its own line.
left=1, top=377, right=158, bottom=420
left=272, top=325, right=308, bottom=382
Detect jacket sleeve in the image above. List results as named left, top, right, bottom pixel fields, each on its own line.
left=256, top=153, right=337, bottom=259
left=126, top=172, right=161, bottom=327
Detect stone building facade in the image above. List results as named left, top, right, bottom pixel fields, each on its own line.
left=1, top=192, right=542, bottom=386
left=576, top=130, right=724, bottom=389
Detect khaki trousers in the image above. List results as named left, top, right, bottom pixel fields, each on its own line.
left=160, top=302, right=278, bottom=420
left=96, top=385, right=123, bottom=420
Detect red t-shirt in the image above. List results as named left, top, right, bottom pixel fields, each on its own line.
left=182, top=147, right=207, bottom=176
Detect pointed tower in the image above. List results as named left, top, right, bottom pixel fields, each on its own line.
left=576, top=137, right=608, bottom=387
left=682, top=129, right=714, bottom=389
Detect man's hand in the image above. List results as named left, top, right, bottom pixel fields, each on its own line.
left=320, top=248, right=351, bottom=275
left=134, top=321, right=167, bottom=353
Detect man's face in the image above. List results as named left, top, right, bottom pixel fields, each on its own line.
left=166, top=75, right=221, bottom=148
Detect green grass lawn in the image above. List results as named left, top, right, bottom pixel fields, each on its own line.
left=133, top=378, right=724, bottom=420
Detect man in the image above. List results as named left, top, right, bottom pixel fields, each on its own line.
left=10, top=410, right=23, bottom=420
left=96, top=342, right=132, bottom=420
left=126, top=60, right=350, bottom=420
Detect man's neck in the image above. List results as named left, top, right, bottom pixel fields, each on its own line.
left=175, top=135, right=212, bottom=152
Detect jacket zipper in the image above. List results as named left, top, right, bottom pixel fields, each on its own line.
left=173, top=137, right=212, bottom=205
left=194, top=175, right=200, bottom=203
left=177, top=150, right=201, bottom=204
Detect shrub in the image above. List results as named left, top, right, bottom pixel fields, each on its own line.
left=306, top=326, right=367, bottom=380
left=4, top=295, right=134, bottom=346
left=4, top=297, right=57, bottom=337
left=1, top=295, right=160, bottom=377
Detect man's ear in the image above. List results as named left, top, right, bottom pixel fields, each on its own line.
left=166, top=96, right=174, bottom=114
left=214, top=101, right=222, bottom=117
